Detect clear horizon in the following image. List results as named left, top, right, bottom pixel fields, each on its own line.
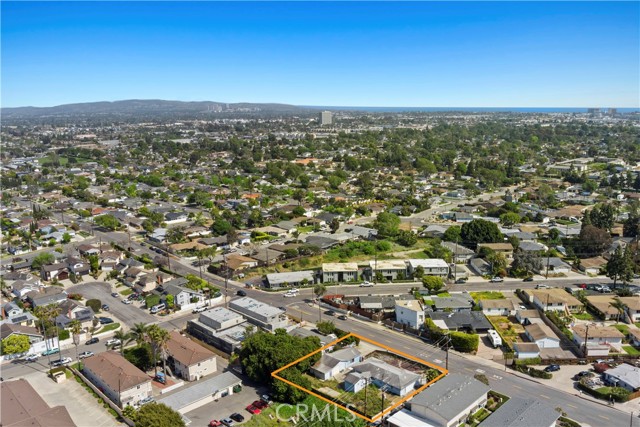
left=2, top=1, right=639, bottom=108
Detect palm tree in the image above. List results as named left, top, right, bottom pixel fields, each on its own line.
left=69, top=319, right=82, bottom=364
left=34, top=304, right=62, bottom=366
left=313, top=283, right=327, bottom=322
left=131, top=323, right=149, bottom=346
left=609, top=297, right=628, bottom=324
left=147, top=325, right=170, bottom=376
left=113, top=330, right=133, bottom=356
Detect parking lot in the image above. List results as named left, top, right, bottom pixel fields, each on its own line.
left=184, top=375, right=270, bottom=426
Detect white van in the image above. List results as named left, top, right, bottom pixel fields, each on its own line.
left=150, top=303, right=166, bottom=314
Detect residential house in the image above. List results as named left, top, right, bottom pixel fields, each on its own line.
left=0, top=323, right=44, bottom=346
left=77, top=244, right=100, bottom=256
left=579, top=256, right=607, bottom=275
left=265, top=271, right=315, bottom=289
left=99, top=251, right=123, bottom=272
left=622, top=296, right=640, bottom=323
left=290, top=327, right=337, bottom=348
left=470, top=258, right=491, bottom=276
left=40, top=263, right=68, bottom=281
left=480, top=397, right=560, bottom=427
left=54, top=299, right=95, bottom=329
left=602, top=363, right=640, bottom=392
left=164, top=279, right=206, bottom=308
left=395, top=300, right=425, bottom=329
left=114, top=257, right=145, bottom=275
left=572, top=324, right=624, bottom=355
left=1, top=379, right=76, bottom=427
left=228, top=297, right=290, bottom=332
left=369, top=260, right=407, bottom=281
left=585, top=295, right=624, bottom=321
left=517, top=241, right=547, bottom=253
left=441, top=242, right=475, bottom=263
left=513, top=342, right=541, bottom=360
left=166, top=331, right=217, bottom=381
left=252, top=225, right=288, bottom=238
left=25, top=287, right=67, bottom=308
left=515, top=309, right=541, bottom=325
left=311, top=347, right=363, bottom=380
left=479, top=298, right=519, bottom=316
left=187, top=307, right=248, bottom=353
left=628, top=329, right=640, bottom=347
left=165, top=212, right=188, bottom=224
left=2, top=301, right=23, bottom=318
left=251, top=247, right=285, bottom=266
left=429, top=311, right=492, bottom=332
left=534, top=257, right=571, bottom=274
left=225, top=254, right=259, bottom=274
left=387, top=373, right=490, bottom=427
left=524, top=323, right=560, bottom=349
left=82, top=351, right=152, bottom=408
left=66, top=257, right=90, bottom=277
left=358, top=295, right=401, bottom=314
left=157, top=372, right=243, bottom=414
left=406, top=259, right=449, bottom=278
left=524, top=289, right=583, bottom=313
left=322, top=263, right=359, bottom=283
left=477, top=243, right=514, bottom=259
left=344, top=357, right=420, bottom=396
left=432, top=294, right=474, bottom=312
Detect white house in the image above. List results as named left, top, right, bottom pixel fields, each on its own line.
left=406, top=259, right=449, bottom=278
left=513, top=342, right=541, bottom=360
left=387, top=373, right=490, bottom=427
left=603, top=363, right=640, bottom=392
left=369, top=260, right=407, bottom=281
left=166, top=331, right=217, bottom=381
left=344, top=357, right=420, bottom=397
left=622, top=297, right=640, bottom=323
left=479, top=298, right=518, bottom=316
left=311, top=347, right=363, bottom=380
left=321, top=263, right=359, bottom=283
left=572, top=324, right=624, bottom=354
left=81, top=351, right=152, bottom=408
left=524, top=323, right=560, bottom=349
left=395, top=300, right=425, bottom=329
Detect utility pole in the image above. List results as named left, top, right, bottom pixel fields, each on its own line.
left=224, top=253, right=229, bottom=309
left=454, top=237, right=459, bottom=282
left=582, top=324, right=590, bottom=357
left=445, top=331, right=450, bottom=370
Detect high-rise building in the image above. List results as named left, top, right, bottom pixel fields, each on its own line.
left=320, top=111, right=332, bottom=126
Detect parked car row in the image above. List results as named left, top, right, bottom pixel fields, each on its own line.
left=209, top=395, right=271, bottom=427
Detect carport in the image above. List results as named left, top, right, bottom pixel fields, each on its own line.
left=157, top=372, right=242, bottom=414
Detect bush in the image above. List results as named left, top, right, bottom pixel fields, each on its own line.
left=450, top=331, right=479, bottom=353
left=513, top=364, right=552, bottom=379
left=58, top=330, right=70, bottom=340
left=514, top=357, right=542, bottom=366
left=124, top=343, right=157, bottom=371
left=145, top=294, right=161, bottom=309
left=86, top=299, right=101, bottom=313
left=577, top=381, right=630, bottom=402
left=317, top=321, right=336, bottom=335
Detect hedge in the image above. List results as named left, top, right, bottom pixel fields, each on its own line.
left=58, top=330, right=70, bottom=340
left=514, top=357, right=542, bottom=366
left=513, top=364, right=552, bottom=379
left=577, top=381, right=630, bottom=402
left=450, top=331, right=479, bottom=353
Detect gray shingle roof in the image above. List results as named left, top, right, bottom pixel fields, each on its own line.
left=479, top=397, right=559, bottom=427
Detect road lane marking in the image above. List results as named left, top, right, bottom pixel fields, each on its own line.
left=476, top=369, right=485, bottom=373
left=540, top=394, right=550, bottom=399
left=512, top=385, right=522, bottom=390
left=568, top=404, right=577, bottom=409
left=492, top=375, right=502, bottom=380
left=598, top=415, right=609, bottom=420
left=434, top=359, right=443, bottom=364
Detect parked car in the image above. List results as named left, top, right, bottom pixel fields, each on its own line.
left=360, top=281, right=373, bottom=287
left=155, top=372, right=166, bottom=384
left=236, top=290, right=247, bottom=297
left=25, top=354, right=39, bottom=362
left=192, top=306, right=207, bottom=313
left=122, top=299, right=132, bottom=304
left=209, top=421, right=223, bottom=427
left=101, top=304, right=110, bottom=311
left=523, top=277, right=534, bottom=282
left=261, top=394, right=272, bottom=403
left=338, top=314, right=348, bottom=320
left=544, top=364, right=561, bottom=372
left=106, top=338, right=121, bottom=347
left=246, top=404, right=261, bottom=415
left=50, top=357, right=72, bottom=367
left=98, top=317, right=114, bottom=325
left=283, top=292, right=296, bottom=298
left=253, top=400, right=268, bottom=409
left=41, top=348, right=60, bottom=356
left=221, top=418, right=234, bottom=427
left=490, top=277, right=504, bottom=283
left=455, top=278, right=467, bottom=284
left=85, top=337, right=99, bottom=345
left=326, top=310, right=336, bottom=316
left=137, top=397, right=154, bottom=406
left=78, top=351, right=94, bottom=359
left=535, top=284, right=550, bottom=289
left=573, top=371, right=592, bottom=380
left=230, top=413, right=244, bottom=423
left=111, top=292, right=119, bottom=297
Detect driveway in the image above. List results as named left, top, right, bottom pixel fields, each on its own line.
left=27, top=371, right=123, bottom=426
left=70, top=281, right=156, bottom=327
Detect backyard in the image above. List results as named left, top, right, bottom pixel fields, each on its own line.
left=469, top=291, right=505, bottom=302
left=487, top=316, right=524, bottom=348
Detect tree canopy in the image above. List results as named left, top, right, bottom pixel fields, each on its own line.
left=1, top=334, right=30, bottom=355
left=373, top=212, right=400, bottom=238
left=134, top=402, right=185, bottom=427
left=461, top=219, right=503, bottom=246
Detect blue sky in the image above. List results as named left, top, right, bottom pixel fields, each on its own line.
left=2, top=1, right=638, bottom=107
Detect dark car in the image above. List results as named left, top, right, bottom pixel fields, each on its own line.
left=236, top=290, right=247, bottom=297
left=101, top=304, right=110, bottom=311
left=230, top=413, right=244, bottom=423
left=338, top=314, right=348, bottom=320
left=544, top=364, right=561, bottom=372
left=572, top=371, right=591, bottom=380
left=85, top=337, right=100, bottom=345
left=523, top=277, right=534, bottom=282
left=455, top=278, right=467, bottom=284
left=111, top=292, right=119, bottom=297
left=98, top=317, right=114, bottom=325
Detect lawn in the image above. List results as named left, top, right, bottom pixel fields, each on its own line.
left=623, top=346, right=640, bottom=356
left=120, top=289, right=133, bottom=296
left=436, top=292, right=451, bottom=297
left=573, top=312, right=594, bottom=321
left=636, top=322, right=640, bottom=329
left=470, top=291, right=505, bottom=302
left=94, top=323, right=120, bottom=334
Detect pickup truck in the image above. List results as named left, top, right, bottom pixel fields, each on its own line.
left=490, top=277, right=504, bottom=283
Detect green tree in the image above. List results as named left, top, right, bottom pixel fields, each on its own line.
left=131, top=322, right=149, bottom=346
left=486, top=251, right=508, bottom=276
left=94, top=214, right=121, bottom=231
left=316, top=321, right=337, bottom=335
left=442, top=226, right=461, bottom=242
left=510, top=250, right=542, bottom=277
left=577, top=225, right=612, bottom=258
left=623, top=215, right=640, bottom=238
left=69, top=319, right=82, bottom=363
left=1, top=334, right=30, bottom=355
left=165, top=294, right=175, bottom=309
left=373, top=212, right=400, bottom=238
left=313, top=283, right=327, bottom=322
left=461, top=219, right=502, bottom=247
left=608, top=297, right=628, bottom=323
left=330, top=218, right=341, bottom=233
left=134, top=402, right=185, bottom=427
left=589, top=203, right=617, bottom=231
left=147, top=325, right=170, bottom=376
left=113, top=330, right=133, bottom=356
left=86, top=299, right=102, bottom=314
left=122, top=404, right=137, bottom=421
left=166, top=226, right=185, bottom=244
left=31, top=252, right=56, bottom=269
left=61, top=232, right=71, bottom=244
left=397, top=230, right=418, bottom=247
left=422, top=276, right=444, bottom=294
left=124, top=342, right=156, bottom=371
left=606, top=246, right=634, bottom=288
left=500, top=212, right=521, bottom=227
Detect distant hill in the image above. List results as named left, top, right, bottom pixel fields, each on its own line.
left=1, top=99, right=312, bottom=119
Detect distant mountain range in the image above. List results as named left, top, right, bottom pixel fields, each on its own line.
left=1, top=99, right=313, bottom=118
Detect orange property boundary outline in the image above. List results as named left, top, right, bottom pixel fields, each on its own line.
left=271, top=332, right=448, bottom=423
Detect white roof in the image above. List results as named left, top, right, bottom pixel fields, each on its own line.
left=386, top=409, right=436, bottom=427
left=407, top=259, right=449, bottom=269
left=322, top=262, right=358, bottom=272
left=369, top=260, right=407, bottom=270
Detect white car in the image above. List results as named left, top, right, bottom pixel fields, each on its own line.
left=122, top=299, right=132, bottom=304
left=25, top=354, right=39, bottom=363
left=283, top=292, right=296, bottom=298
left=78, top=351, right=94, bottom=359
left=192, top=306, right=207, bottom=313
left=106, top=338, right=121, bottom=347
left=490, top=277, right=504, bottom=283
left=360, top=281, right=373, bottom=287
